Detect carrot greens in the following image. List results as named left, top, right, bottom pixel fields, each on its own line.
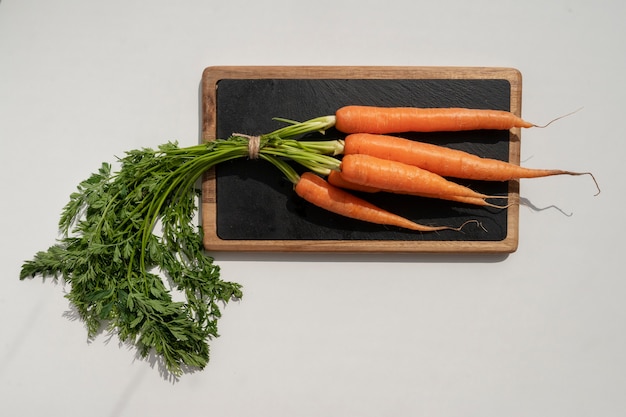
left=20, top=116, right=340, bottom=377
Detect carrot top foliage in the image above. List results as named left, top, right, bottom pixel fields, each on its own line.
left=19, top=117, right=340, bottom=378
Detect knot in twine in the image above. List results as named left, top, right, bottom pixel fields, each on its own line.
left=233, top=133, right=261, bottom=159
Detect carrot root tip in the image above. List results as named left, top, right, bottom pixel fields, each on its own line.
left=455, top=219, right=486, bottom=233
left=587, top=172, right=601, bottom=196
left=532, top=107, right=584, bottom=128
left=566, top=171, right=600, bottom=196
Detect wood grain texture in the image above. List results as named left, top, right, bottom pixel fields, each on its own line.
left=200, top=66, right=522, bottom=253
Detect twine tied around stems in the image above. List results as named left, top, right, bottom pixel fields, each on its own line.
left=233, top=133, right=261, bottom=159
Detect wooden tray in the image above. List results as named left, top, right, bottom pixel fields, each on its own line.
left=200, top=66, right=522, bottom=253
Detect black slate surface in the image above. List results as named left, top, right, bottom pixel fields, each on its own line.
left=214, top=78, right=511, bottom=242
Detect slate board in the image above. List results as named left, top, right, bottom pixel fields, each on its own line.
left=200, top=66, right=522, bottom=253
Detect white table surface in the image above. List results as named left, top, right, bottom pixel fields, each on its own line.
left=2, top=0, right=625, bottom=416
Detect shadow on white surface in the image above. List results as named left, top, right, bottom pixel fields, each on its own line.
left=61, top=299, right=207, bottom=383
left=519, top=196, right=573, bottom=217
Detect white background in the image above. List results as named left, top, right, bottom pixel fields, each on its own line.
left=1, top=0, right=625, bottom=416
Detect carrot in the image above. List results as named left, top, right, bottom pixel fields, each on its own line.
left=294, top=172, right=471, bottom=232
left=327, top=169, right=380, bottom=193
left=335, top=105, right=538, bottom=133
left=344, top=133, right=600, bottom=195
left=327, top=169, right=510, bottom=209
left=339, top=154, right=503, bottom=201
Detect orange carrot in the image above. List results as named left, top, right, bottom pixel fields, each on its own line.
left=343, top=133, right=600, bottom=195
left=335, top=105, right=535, bottom=133
left=294, top=172, right=470, bottom=232
left=327, top=169, right=509, bottom=209
left=339, top=154, right=502, bottom=201
left=327, top=169, right=380, bottom=193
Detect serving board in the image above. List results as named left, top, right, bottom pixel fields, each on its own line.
left=200, top=66, right=522, bottom=253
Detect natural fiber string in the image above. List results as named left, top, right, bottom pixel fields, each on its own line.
left=232, top=133, right=261, bottom=159
left=248, top=135, right=260, bottom=159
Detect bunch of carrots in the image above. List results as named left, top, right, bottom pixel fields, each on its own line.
left=20, top=103, right=600, bottom=376
left=278, top=105, right=600, bottom=232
